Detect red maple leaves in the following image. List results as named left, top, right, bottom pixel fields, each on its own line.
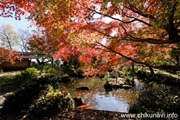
left=1, top=0, right=179, bottom=73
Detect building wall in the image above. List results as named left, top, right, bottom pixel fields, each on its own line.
left=0, top=63, right=3, bottom=69
left=2, top=60, right=31, bottom=71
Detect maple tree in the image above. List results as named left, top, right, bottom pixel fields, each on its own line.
left=83, top=0, right=180, bottom=72
left=28, top=32, right=58, bottom=66
left=0, top=47, right=19, bottom=64
left=1, top=0, right=180, bottom=75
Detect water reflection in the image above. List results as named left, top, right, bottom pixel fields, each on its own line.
left=134, top=79, right=144, bottom=91
left=84, top=92, right=130, bottom=112
left=63, top=78, right=137, bottom=113
left=63, top=78, right=179, bottom=113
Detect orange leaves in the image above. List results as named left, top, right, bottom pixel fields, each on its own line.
left=54, top=44, right=78, bottom=62
left=0, top=47, right=20, bottom=64
left=1, top=0, right=178, bottom=74
left=0, top=0, right=35, bottom=19
left=28, top=34, right=58, bottom=61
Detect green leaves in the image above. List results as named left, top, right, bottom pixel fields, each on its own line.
left=103, top=0, right=109, bottom=6
left=114, top=0, right=119, bottom=4
left=134, top=0, right=141, bottom=6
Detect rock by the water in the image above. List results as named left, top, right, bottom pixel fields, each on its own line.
left=0, top=92, right=14, bottom=109
left=122, top=85, right=133, bottom=89
left=61, top=76, right=71, bottom=83
left=0, top=95, right=5, bottom=108
left=136, top=71, right=147, bottom=79
left=104, top=81, right=113, bottom=91
left=108, top=77, right=126, bottom=87
left=32, top=94, right=75, bottom=117
left=74, top=97, right=83, bottom=107
left=3, top=92, right=14, bottom=98
left=104, top=77, right=134, bottom=90
left=136, top=70, right=180, bottom=86
left=76, top=87, right=90, bottom=91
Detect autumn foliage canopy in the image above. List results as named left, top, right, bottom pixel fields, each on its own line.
left=0, top=0, right=180, bottom=75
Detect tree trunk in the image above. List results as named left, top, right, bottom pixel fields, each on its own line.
left=131, top=62, right=135, bottom=86
left=176, top=56, right=179, bottom=65
left=149, top=67, right=155, bottom=75
left=36, top=59, right=45, bottom=65
left=51, top=57, right=54, bottom=67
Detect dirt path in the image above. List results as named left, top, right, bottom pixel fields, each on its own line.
left=0, top=71, right=20, bottom=77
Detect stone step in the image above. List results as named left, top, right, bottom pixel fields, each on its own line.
left=0, top=95, right=5, bottom=109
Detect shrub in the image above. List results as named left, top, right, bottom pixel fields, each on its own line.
left=20, top=68, right=38, bottom=80
left=37, top=64, right=52, bottom=72
left=0, top=75, right=16, bottom=87
left=2, top=78, right=46, bottom=113
left=0, top=68, right=38, bottom=89
left=2, top=75, right=74, bottom=114
left=31, top=85, right=75, bottom=117
left=43, top=67, right=70, bottom=83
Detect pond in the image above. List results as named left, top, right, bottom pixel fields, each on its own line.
left=62, top=78, right=179, bottom=113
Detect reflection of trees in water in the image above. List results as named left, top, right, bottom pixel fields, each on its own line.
left=129, top=82, right=180, bottom=114
left=84, top=93, right=98, bottom=109
left=134, top=79, right=147, bottom=91
left=111, top=89, right=138, bottom=102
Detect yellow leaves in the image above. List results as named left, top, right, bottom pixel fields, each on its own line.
left=45, top=9, right=50, bottom=13
left=1, top=0, right=8, bottom=2
left=38, top=85, right=64, bottom=100
left=68, top=31, right=103, bottom=48
left=46, top=90, right=62, bottom=98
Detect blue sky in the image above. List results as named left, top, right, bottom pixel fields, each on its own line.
left=0, top=15, right=37, bottom=54
left=0, top=15, right=36, bottom=32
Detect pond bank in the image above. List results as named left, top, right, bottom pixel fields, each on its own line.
left=0, top=109, right=139, bottom=120
left=136, top=69, right=180, bottom=86
left=47, top=109, right=138, bottom=120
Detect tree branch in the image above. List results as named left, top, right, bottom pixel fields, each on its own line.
left=95, top=11, right=136, bottom=24
left=96, top=42, right=180, bottom=71
left=121, top=10, right=153, bottom=26
left=95, top=10, right=152, bottom=26
left=89, top=28, right=179, bottom=44
left=124, top=5, right=155, bottom=20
